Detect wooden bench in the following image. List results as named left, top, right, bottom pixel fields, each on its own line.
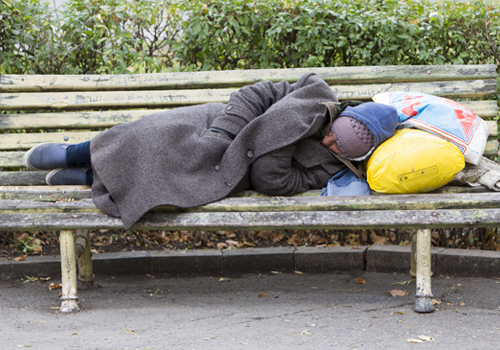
left=0, top=64, right=498, bottom=313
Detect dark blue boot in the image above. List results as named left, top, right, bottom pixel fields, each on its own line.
left=45, top=167, right=93, bottom=186
left=24, top=143, right=73, bottom=170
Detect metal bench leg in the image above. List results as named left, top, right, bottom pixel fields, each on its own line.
left=75, top=229, right=94, bottom=287
left=410, top=229, right=417, bottom=278
left=414, top=228, right=434, bottom=313
left=59, top=230, right=79, bottom=313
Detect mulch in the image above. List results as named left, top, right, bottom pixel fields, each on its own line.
left=1, top=227, right=499, bottom=261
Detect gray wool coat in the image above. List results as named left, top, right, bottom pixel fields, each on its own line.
left=90, top=73, right=345, bottom=228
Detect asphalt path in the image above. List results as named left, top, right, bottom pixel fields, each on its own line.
left=1, top=271, right=499, bottom=350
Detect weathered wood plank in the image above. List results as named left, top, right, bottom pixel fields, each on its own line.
left=0, top=132, right=97, bottom=150
left=0, top=186, right=91, bottom=201
left=0, top=101, right=495, bottom=131
left=0, top=171, right=46, bottom=185
left=0, top=184, right=493, bottom=201
left=1, top=65, right=495, bottom=92
left=1, top=80, right=496, bottom=111
left=487, top=121, right=498, bottom=137
left=0, top=208, right=499, bottom=231
left=3, top=192, right=500, bottom=212
left=484, top=140, right=499, bottom=157
left=0, top=151, right=24, bottom=167
left=463, top=100, right=498, bottom=119
left=0, top=110, right=158, bottom=130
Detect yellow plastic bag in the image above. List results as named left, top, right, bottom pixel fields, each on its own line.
left=366, top=128, right=465, bottom=193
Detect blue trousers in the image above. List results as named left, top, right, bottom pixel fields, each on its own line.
left=66, top=141, right=94, bottom=185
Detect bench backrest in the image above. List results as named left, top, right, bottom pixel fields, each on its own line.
left=0, top=64, right=497, bottom=186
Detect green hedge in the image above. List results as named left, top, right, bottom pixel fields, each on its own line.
left=176, top=0, right=500, bottom=71
left=0, top=0, right=499, bottom=103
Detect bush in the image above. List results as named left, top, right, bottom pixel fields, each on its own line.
left=1, top=0, right=498, bottom=73
left=0, top=0, right=181, bottom=74
left=174, top=0, right=499, bottom=71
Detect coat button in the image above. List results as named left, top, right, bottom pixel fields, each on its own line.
left=225, top=180, right=232, bottom=186
left=247, top=150, right=254, bottom=158
left=215, top=164, right=221, bottom=171
left=226, top=105, right=233, bottom=110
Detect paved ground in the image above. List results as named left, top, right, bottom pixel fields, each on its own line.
left=1, top=271, right=499, bottom=350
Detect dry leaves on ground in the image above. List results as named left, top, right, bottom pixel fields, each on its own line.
left=389, top=289, right=409, bottom=297
left=407, top=335, right=435, bottom=343
left=48, top=283, right=61, bottom=290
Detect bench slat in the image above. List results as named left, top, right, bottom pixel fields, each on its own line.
left=0, top=188, right=91, bottom=201
left=0, top=110, right=155, bottom=130
left=2, top=192, right=500, bottom=212
left=0, top=184, right=492, bottom=200
left=1, top=65, right=496, bottom=92
left=0, top=101, right=496, bottom=130
left=0, top=207, right=499, bottom=231
left=0, top=171, right=46, bottom=185
left=0, top=132, right=98, bottom=150
left=1, top=80, right=496, bottom=111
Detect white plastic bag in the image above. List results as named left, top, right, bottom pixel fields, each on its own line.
left=373, top=92, right=489, bottom=164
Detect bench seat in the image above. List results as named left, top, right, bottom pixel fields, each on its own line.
left=0, top=64, right=498, bottom=313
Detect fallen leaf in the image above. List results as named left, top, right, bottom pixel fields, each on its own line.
left=300, top=330, right=312, bottom=335
left=294, top=271, right=304, bottom=275
left=394, top=280, right=412, bottom=285
left=392, top=311, right=406, bottom=315
left=431, top=299, right=442, bottom=305
left=219, top=277, right=231, bottom=282
left=226, top=239, right=239, bottom=247
left=258, top=294, right=266, bottom=298
left=389, top=289, right=409, bottom=297
left=14, top=254, right=27, bottom=262
left=146, top=274, right=155, bottom=278
left=311, top=287, right=318, bottom=290
left=125, top=328, right=140, bottom=337
left=271, top=271, right=282, bottom=274
left=459, top=302, right=466, bottom=306
left=407, top=338, right=423, bottom=343
left=419, top=335, right=434, bottom=341
left=22, top=276, right=38, bottom=283
left=40, top=277, right=51, bottom=282
left=49, top=283, right=61, bottom=290
left=72, top=328, right=84, bottom=336
left=356, top=278, right=366, bottom=284
left=370, top=232, right=388, bottom=245
left=217, top=242, right=227, bottom=250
